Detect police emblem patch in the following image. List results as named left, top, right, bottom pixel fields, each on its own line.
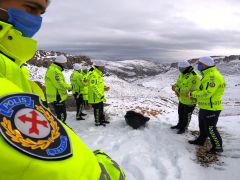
left=0, top=93, right=72, bottom=160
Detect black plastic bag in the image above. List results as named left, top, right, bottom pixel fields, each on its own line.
left=124, top=111, right=150, bottom=129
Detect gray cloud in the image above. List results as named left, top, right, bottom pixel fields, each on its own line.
left=35, top=0, right=240, bottom=62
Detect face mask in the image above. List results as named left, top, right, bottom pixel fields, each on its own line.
left=63, top=64, right=68, bottom=70
left=101, top=67, right=106, bottom=74
left=178, top=67, right=184, bottom=73
left=1, top=8, right=42, bottom=37
left=197, top=64, right=204, bottom=71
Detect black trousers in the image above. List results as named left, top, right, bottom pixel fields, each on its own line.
left=73, top=93, right=84, bottom=117
left=92, top=102, right=105, bottom=124
left=51, top=101, right=67, bottom=123
left=177, top=102, right=195, bottom=130
left=197, top=109, right=222, bottom=149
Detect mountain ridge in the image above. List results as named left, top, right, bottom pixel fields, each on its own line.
left=29, top=50, right=240, bottom=80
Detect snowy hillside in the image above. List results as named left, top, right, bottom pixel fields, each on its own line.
left=91, top=59, right=170, bottom=81
left=28, top=58, right=240, bottom=180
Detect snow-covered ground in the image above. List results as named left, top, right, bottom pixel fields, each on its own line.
left=29, top=61, right=240, bottom=180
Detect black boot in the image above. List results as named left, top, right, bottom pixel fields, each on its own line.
left=81, top=113, right=87, bottom=116
left=95, top=122, right=106, bottom=127
left=102, top=120, right=110, bottom=124
left=188, top=139, right=205, bottom=146
left=207, top=147, right=223, bottom=154
left=76, top=116, right=85, bottom=120
left=177, top=129, right=186, bottom=134
left=170, top=125, right=180, bottom=129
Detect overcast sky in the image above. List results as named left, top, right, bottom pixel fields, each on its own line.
left=35, top=0, right=240, bottom=62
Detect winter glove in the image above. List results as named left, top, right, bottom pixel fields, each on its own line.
left=104, top=86, right=110, bottom=91
left=73, top=93, right=78, bottom=99
left=171, top=84, right=176, bottom=91
left=186, top=90, right=195, bottom=101
left=175, top=91, right=180, bottom=97
left=77, top=94, right=83, bottom=99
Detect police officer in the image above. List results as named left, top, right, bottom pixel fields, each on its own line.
left=45, top=55, right=71, bottom=123
left=171, top=60, right=201, bottom=134
left=0, top=1, right=125, bottom=179
left=88, top=61, right=110, bottom=126
left=188, top=56, right=225, bottom=153
left=70, top=63, right=86, bottom=120
left=81, top=65, right=90, bottom=106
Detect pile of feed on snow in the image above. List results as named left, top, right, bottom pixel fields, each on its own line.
left=190, top=130, right=224, bottom=167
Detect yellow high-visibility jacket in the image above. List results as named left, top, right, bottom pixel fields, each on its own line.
left=88, top=67, right=105, bottom=104
left=175, top=67, right=201, bottom=105
left=0, top=21, right=125, bottom=180
left=45, top=63, right=71, bottom=103
left=191, top=66, right=226, bottom=110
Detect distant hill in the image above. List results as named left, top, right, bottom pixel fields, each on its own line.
left=28, top=50, right=240, bottom=79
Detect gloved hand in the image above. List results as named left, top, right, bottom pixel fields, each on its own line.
left=185, top=90, right=191, bottom=97
left=104, top=86, right=110, bottom=91
left=83, top=79, right=88, bottom=84
left=175, top=91, right=180, bottom=97
left=171, top=84, right=176, bottom=91
left=73, top=93, right=78, bottom=99
left=185, top=90, right=195, bottom=101
left=77, top=94, right=83, bottom=99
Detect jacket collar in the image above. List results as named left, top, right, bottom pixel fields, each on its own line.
left=52, top=63, right=64, bottom=71
left=94, top=66, right=103, bottom=76
left=202, top=66, right=217, bottom=76
left=74, top=69, right=81, bottom=73
left=182, top=66, right=193, bottom=74
left=0, top=21, right=37, bottom=66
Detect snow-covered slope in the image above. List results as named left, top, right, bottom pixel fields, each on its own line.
left=27, top=58, right=240, bottom=180
left=68, top=73, right=240, bottom=180
left=92, top=59, right=170, bottom=81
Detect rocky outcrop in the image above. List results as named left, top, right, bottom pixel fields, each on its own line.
left=28, top=50, right=92, bottom=69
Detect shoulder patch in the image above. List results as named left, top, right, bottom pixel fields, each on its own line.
left=55, top=74, right=60, bottom=81
left=0, top=93, right=72, bottom=160
left=209, top=82, right=215, bottom=87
